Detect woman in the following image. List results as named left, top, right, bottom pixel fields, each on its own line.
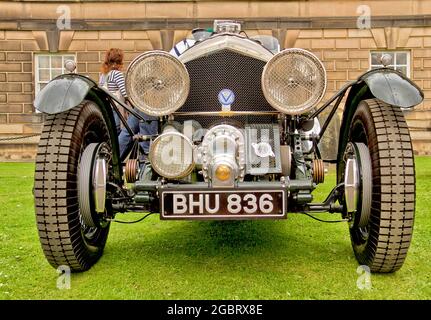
left=118, top=111, right=158, bottom=161
left=100, top=48, right=158, bottom=161
left=99, top=48, right=128, bottom=134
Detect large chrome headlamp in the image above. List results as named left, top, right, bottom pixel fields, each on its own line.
left=126, top=51, right=190, bottom=116
left=262, top=48, right=326, bottom=115
left=149, top=132, right=194, bottom=179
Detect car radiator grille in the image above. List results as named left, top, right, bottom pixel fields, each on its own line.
left=177, top=49, right=275, bottom=114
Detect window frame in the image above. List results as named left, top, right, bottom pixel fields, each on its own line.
left=34, top=53, right=77, bottom=95
left=369, top=51, right=411, bottom=78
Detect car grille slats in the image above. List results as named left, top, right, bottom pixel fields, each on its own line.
left=178, top=50, right=274, bottom=114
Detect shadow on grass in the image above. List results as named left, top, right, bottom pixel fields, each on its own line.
left=105, top=218, right=354, bottom=271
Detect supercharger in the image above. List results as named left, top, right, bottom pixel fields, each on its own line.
left=199, top=124, right=246, bottom=187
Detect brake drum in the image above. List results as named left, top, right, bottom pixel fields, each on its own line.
left=343, top=142, right=372, bottom=228
left=78, top=142, right=110, bottom=228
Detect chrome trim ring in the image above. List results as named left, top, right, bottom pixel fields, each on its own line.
left=126, top=50, right=190, bottom=116
left=262, top=48, right=327, bottom=115
left=149, top=131, right=195, bottom=179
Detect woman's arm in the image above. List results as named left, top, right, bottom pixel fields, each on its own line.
left=111, top=70, right=128, bottom=98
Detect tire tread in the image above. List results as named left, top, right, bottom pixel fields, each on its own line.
left=355, top=99, right=415, bottom=273
left=34, top=101, right=109, bottom=272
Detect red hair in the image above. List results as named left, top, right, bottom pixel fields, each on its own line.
left=101, top=48, right=124, bottom=74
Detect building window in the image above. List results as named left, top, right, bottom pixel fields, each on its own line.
left=35, top=54, right=76, bottom=94
left=370, top=51, right=410, bottom=77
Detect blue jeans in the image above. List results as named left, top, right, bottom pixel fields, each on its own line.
left=114, top=112, right=121, bottom=135
left=118, top=111, right=158, bottom=160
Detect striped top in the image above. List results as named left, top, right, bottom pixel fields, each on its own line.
left=169, top=39, right=196, bottom=57
left=100, top=70, right=128, bottom=98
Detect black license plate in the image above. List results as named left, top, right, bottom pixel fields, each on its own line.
left=161, top=189, right=286, bottom=219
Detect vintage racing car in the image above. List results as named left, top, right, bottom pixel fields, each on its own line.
left=34, top=21, right=423, bottom=273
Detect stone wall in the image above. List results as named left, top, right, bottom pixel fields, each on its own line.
left=288, top=26, right=431, bottom=156
left=0, top=31, right=43, bottom=160
left=0, top=0, right=430, bottom=160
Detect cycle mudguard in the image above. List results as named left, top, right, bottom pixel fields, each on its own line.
left=358, top=68, right=423, bottom=108
left=336, top=68, right=423, bottom=183
left=34, top=73, right=124, bottom=185
left=34, top=74, right=97, bottom=114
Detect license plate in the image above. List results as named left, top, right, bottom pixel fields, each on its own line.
left=161, top=189, right=286, bottom=219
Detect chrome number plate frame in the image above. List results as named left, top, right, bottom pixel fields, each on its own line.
left=161, top=189, right=286, bottom=220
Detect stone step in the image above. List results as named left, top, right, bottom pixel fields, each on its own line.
left=406, top=119, right=431, bottom=129
left=0, top=143, right=38, bottom=161
left=410, top=131, right=431, bottom=141
left=0, top=123, right=43, bottom=135
left=404, top=109, right=431, bottom=120
left=412, top=141, right=431, bottom=155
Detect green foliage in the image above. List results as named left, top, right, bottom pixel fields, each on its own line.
left=0, top=158, right=430, bottom=300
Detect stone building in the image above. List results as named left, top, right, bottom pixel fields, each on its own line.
left=0, top=0, right=430, bottom=160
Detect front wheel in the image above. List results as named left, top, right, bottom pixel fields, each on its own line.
left=340, top=98, right=415, bottom=273
left=34, top=100, right=114, bottom=272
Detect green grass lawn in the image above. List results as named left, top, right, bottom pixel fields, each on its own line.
left=0, top=157, right=430, bottom=300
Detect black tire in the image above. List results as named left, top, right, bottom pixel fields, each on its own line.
left=34, top=100, right=112, bottom=272
left=345, top=98, right=415, bottom=273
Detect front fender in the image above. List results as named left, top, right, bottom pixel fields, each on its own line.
left=359, top=68, right=423, bottom=108
left=336, top=68, right=423, bottom=183
left=34, top=74, right=97, bottom=114
left=34, top=73, right=123, bottom=185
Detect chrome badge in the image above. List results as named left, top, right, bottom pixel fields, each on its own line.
left=252, top=142, right=275, bottom=158
left=218, top=88, right=235, bottom=111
